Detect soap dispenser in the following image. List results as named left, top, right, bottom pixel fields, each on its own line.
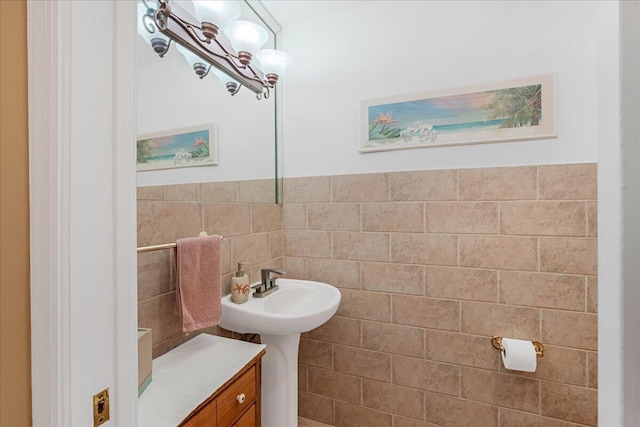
left=230, top=262, right=250, bottom=304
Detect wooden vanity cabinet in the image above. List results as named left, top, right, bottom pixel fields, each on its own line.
left=181, top=351, right=264, bottom=427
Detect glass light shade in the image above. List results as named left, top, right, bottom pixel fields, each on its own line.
left=137, top=3, right=169, bottom=45
left=176, top=44, right=205, bottom=67
left=224, top=20, right=268, bottom=55
left=210, top=67, right=239, bottom=86
left=173, top=0, right=197, bottom=17
left=255, top=49, right=293, bottom=77
left=193, top=1, right=241, bottom=29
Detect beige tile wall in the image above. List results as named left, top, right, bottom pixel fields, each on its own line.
left=136, top=165, right=598, bottom=426
left=137, top=179, right=282, bottom=357
left=285, top=164, right=598, bottom=427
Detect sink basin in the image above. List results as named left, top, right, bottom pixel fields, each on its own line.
left=220, top=278, right=341, bottom=335
left=219, top=278, right=341, bottom=427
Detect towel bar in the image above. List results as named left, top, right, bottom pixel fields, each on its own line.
left=136, top=231, right=223, bottom=254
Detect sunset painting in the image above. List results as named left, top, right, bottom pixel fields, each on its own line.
left=360, top=74, right=556, bottom=152
left=137, top=124, right=218, bottom=171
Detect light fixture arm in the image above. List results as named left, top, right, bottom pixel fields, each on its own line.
left=153, top=0, right=272, bottom=95
left=139, top=1, right=172, bottom=57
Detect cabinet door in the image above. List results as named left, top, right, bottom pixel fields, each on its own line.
left=233, top=405, right=255, bottom=427
left=182, top=399, right=217, bottom=427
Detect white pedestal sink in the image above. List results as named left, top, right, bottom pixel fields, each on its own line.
left=219, top=279, right=341, bottom=427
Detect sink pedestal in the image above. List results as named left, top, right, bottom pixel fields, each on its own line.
left=260, top=333, right=300, bottom=427
left=219, top=279, right=342, bottom=427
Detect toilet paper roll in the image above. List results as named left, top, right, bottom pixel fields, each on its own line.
left=501, top=338, right=537, bottom=372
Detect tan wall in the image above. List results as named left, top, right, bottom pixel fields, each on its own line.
left=137, top=181, right=282, bottom=357
left=0, top=0, right=32, bottom=425
left=284, top=164, right=598, bottom=427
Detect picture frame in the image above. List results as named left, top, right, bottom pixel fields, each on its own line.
left=136, top=123, right=218, bottom=171
left=360, top=74, right=556, bottom=153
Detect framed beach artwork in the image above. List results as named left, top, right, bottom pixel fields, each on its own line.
left=137, top=123, right=218, bottom=171
left=360, top=74, right=556, bottom=153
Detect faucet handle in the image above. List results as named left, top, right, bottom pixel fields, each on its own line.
left=261, top=268, right=286, bottom=287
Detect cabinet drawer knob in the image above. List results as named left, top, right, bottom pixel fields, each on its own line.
left=236, top=393, right=246, bottom=404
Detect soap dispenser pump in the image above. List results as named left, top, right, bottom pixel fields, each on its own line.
left=230, top=262, right=250, bottom=304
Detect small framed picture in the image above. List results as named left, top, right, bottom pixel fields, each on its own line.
left=137, top=123, right=218, bottom=171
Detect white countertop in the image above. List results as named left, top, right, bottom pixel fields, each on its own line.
left=138, top=334, right=266, bottom=427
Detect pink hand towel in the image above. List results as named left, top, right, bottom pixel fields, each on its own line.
left=175, top=235, right=222, bottom=333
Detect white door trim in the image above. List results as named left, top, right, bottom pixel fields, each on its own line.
left=27, top=1, right=70, bottom=423
left=112, top=0, right=139, bottom=423
left=27, top=1, right=138, bottom=425
left=619, top=1, right=640, bottom=424
left=597, top=1, right=640, bottom=424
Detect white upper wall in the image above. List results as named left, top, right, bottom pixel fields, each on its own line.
left=136, top=0, right=277, bottom=187
left=279, top=0, right=606, bottom=178
left=136, top=52, right=276, bottom=186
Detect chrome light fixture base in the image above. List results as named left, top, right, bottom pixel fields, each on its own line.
left=151, top=38, right=171, bottom=57
left=193, top=63, right=210, bottom=78
left=226, top=82, right=241, bottom=96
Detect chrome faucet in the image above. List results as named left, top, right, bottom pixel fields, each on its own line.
left=252, top=268, right=286, bottom=298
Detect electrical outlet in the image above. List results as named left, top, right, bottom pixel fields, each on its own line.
left=93, top=388, right=110, bottom=427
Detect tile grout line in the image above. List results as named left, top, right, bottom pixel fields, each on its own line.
left=585, top=349, right=590, bottom=389
left=585, top=200, right=589, bottom=237
left=331, top=231, right=334, bottom=260
left=538, top=371, right=542, bottom=415
left=497, top=201, right=502, bottom=235
left=200, top=201, right=205, bottom=232
left=305, top=204, right=309, bottom=230
left=390, top=293, right=394, bottom=326
left=458, top=301, right=462, bottom=333
left=536, top=165, right=540, bottom=200
left=537, top=237, right=541, bottom=273
left=330, top=176, right=334, bottom=203
left=584, top=276, right=588, bottom=313
left=423, top=201, right=427, bottom=234
left=250, top=204, right=254, bottom=234
left=422, top=265, right=426, bottom=297
left=539, top=306, right=543, bottom=347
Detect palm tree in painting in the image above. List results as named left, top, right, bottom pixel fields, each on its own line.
left=484, top=84, right=542, bottom=128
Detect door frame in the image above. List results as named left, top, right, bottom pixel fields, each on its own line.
left=27, top=0, right=138, bottom=425
left=25, top=0, right=640, bottom=425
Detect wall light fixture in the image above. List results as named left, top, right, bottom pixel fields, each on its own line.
left=138, top=0, right=292, bottom=99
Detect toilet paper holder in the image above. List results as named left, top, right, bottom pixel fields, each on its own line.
left=491, top=336, right=544, bottom=357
